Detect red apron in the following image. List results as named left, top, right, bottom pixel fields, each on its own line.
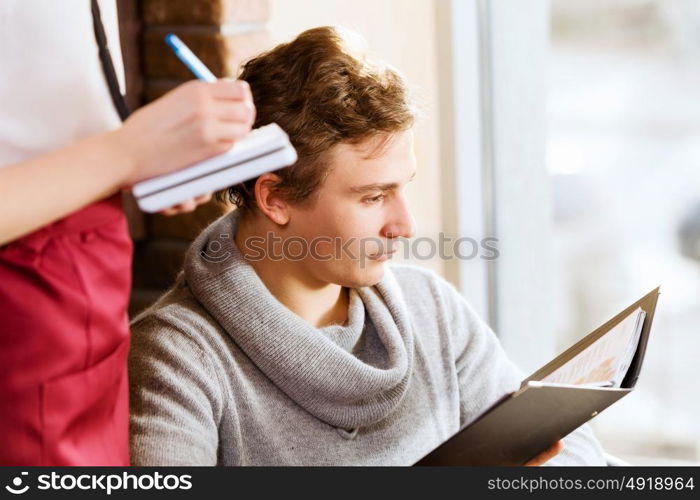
left=0, top=194, right=132, bottom=465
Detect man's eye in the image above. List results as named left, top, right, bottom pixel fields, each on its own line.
left=364, top=194, right=386, bottom=205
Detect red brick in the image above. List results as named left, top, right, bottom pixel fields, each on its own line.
left=122, top=192, right=147, bottom=240
left=142, top=79, right=180, bottom=103
left=142, top=29, right=271, bottom=79
left=148, top=199, right=235, bottom=241
left=142, top=0, right=270, bottom=26
left=132, top=238, right=191, bottom=289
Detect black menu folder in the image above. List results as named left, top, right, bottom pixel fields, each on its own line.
left=414, top=287, right=660, bottom=466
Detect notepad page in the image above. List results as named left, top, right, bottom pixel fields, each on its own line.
left=132, top=124, right=286, bottom=197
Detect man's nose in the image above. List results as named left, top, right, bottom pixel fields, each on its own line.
left=382, top=196, right=416, bottom=239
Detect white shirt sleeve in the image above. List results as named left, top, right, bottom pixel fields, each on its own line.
left=0, top=0, right=124, bottom=167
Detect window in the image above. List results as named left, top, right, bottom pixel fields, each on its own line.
left=547, top=0, right=700, bottom=464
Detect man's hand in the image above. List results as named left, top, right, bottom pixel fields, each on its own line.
left=524, top=440, right=565, bottom=466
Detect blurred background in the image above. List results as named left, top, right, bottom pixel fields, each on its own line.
left=548, top=0, right=700, bottom=465
left=119, top=0, right=700, bottom=464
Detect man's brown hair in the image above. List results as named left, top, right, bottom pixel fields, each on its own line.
left=221, top=26, right=416, bottom=212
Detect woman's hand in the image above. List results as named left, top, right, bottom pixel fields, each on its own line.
left=0, top=80, right=255, bottom=241
left=524, top=440, right=565, bottom=466
left=158, top=193, right=213, bottom=216
left=114, top=79, right=256, bottom=187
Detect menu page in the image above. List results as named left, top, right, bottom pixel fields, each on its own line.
left=539, top=308, right=646, bottom=388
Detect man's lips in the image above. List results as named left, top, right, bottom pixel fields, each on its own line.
left=369, top=249, right=397, bottom=260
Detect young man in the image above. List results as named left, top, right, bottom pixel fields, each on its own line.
left=128, top=27, right=607, bottom=466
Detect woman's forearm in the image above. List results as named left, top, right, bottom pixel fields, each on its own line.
left=0, top=79, right=255, bottom=246
left=0, top=131, right=133, bottom=245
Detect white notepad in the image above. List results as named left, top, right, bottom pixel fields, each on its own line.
left=133, top=123, right=297, bottom=213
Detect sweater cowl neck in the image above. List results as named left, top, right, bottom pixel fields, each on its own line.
left=183, top=210, right=415, bottom=429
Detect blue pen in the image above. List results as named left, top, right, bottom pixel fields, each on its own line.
left=165, top=33, right=217, bottom=82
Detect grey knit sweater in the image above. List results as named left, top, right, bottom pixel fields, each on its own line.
left=128, top=211, right=607, bottom=466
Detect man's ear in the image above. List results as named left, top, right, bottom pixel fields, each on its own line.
left=254, top=173, right=290, bottom=225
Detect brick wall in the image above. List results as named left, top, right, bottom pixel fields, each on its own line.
left=119, top=0, right=272, bottom=315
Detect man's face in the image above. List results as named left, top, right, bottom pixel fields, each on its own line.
left=282, top=129, right=417, bottom=288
